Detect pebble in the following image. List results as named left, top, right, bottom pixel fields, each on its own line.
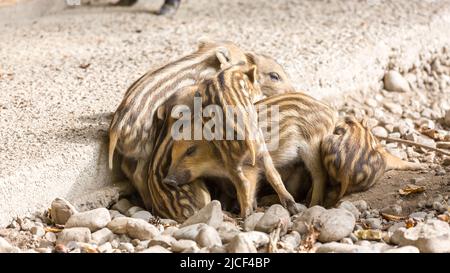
left=31, top=226, right=45, bottom=237
left=126, top=206, right=144, bottom=217
left=173, top=223, right=208, bottom=241
left=195, top=226, right=222, bottom=248
left=65, top=208, right=111, bottom=232
left=281, top=231, right=301, bottom=249
left=139, top=245, right=171, bottom=253
left=131, top=210, right=153, bottom=222
left=50, top=198, right=78, bottom=225
left=338, top=201, right=361, bottom=219
left=317, top=209, right=356, bottom=243
left=227, top=234, right=257, bottom=253
left=98, top=242, right=113, bottom=253
left=0, top=237, right=19, bottom=253
left=171, top=240, right=199, bottom=253
left=112, top=199, right=133, bottom=215
left=217, top=222, right=241, bottom=243
left=362, top=218, right=382, bottom=230
left=352, top=200, right=369, bottom=212
left=384, top=70, right=411, bottom=93
left=180, top=200, right=223, bottom=229
left=44, top=231, right=57, bottom=243
left=161, top=226, right=178, bottom=236
left=91, top=228, right=114, bottom=245
left=383, top=102, right=403, bottom=115
left=255, top=204, right=291, bottom=234
left=56, top=227, right=91, bottom=245
left=243, top=212, right=264, bottom=231
left=371, top=126, right=388, bottom=138
left=444, top=110, right=450, bottom=127
left=148, top=235, right=177, bottom=248
left=316, top=242, right=375, bottom=253
left=119, top=242, right=134, bottom=253
left=409, top=211, right=428, bottom=221
left=243, top=231, right=270, bottom=248
left=126, top=218, right=159, bottom=240
left=391, top=220, right=450, bottom=253
left=380, top=204, right=402, bottom=216
left=383, top=246, right=420, bottom=253
left=292, top=206, right=326, bottom=235
left=107, top=217, right=129, bottom=234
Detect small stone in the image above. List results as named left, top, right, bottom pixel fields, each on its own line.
left=442, top=158, right=450, bottom=166
left=126, top=206, right=144, bottom=217
left=31, top=226, right=45, bottom=237
left=139, top=245, right=171, bottom=253
left=98, top=242, right=113, bottom=253
left=255, top=204, right=291, bottom=234
left=50, top=198, right=78, bottom=225
left=171, top=240, right=198, bottom=253
left=217, top=222, right=240, bottom=243
left=433, top=202, right=445, bottom=213
left=227, top=234, right=257, bottom=253
left=383, top=246, right=420, bottom=253
left=392, top=220, right=450, bottom=253
left=131, top=211, right=153, bottom=222
left=384, top=70, right=411, bottom=93
left=35, top=247, right=52, bottom=253
left=173, top=223, right=208, bottom=241
left=292, top=206, right=326, bottom=235
left=338, top=201, right=361, bottom=219
left=383, top=102, right=403, bottom=115
left=112, top=199, right=133, bottom=215
left=195, top=226, right=222, bottom=248
left=209, top=245, right=227, bottom=253
left=362, top=218, right=382, bottom=230
left=352, top=200, right=369, bottom=212
left=243, top=231, right=270, bottom=248
left=56, top=227, right=91, bottom=245
left=243, top=212, right=264, bottom=231
left=365, top=98, right=378, bottom=107
left=281, top=231, right=301, bottom=249
left=180, top=200, right=223, bottom=229
left=135, top=240, right=150, bottom=251
left=371, top=126, right=388, bottom=138
left=149, top=235, right=176, bottom=248
left=54, top=244, right=69, bottom=253
left=317, top=209, right=356, bottom=243
left=436, top=168, right=446, bottom=176
left=354, top=229, right=383, bottom=241
left=380, top=205, right=402, bottom=216
left=107, top=217, right=128, bottom=234
left=159, top=218, right=178, bottom=226
left=162, top=226, right=178, bottom=236
left=92, top=228, right=114, bottom=245
left=126, top=218, right=159, bottom=240
left=316, top=242, right=375, bottom=253
left=409, top=211, right=428, bottom=221
left=0, top=237, right=18, bottom=253
left=65, top=208, right=111, bottom=232
left=340, top=238, right=353, bottom=245
left=119, top=242, right=134, bottom=253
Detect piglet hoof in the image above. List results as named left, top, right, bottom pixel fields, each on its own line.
left=283, top=198, right=304, bottom=215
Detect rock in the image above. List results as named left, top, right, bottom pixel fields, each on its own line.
left=243, top=231, right=270, bottom=248
left=255, top=204, right=291, bottom=234
left=409, top=211, right=428, bottom=221
left=380, top=204, right=402, bottom=216
left=195, top=226, right=222, bottom=248
left=149, top=235, right=176, bottom=248
left=139, top=245, right=172, bottom=253
left=56, top=227, right=91, bottom=245
left=338, top=201, right=361, bottom=219
left=131, top=211, right=153, bottom=222
left=384, top=70, right=411, bottom=93
left=316, top=242, right=375, bottom=253
left=281, top=231, right=301, bottom=249
left=0, top=237, right=19, bottom=253
left=365, top=98, right=378, bottom=108
left=18, top=218, right=34, bottom=231
left=50, top=198, right=78, bottom=225
left=98, top=242, right=113, bottom=253
left=362, top=218, right=382, bottom=230
left=392, top=220, right=450, bottom=253
left=340, top=238, right=353, bottom=245
left=173, top=223, right=208, bottom=241
left=444, top=110, right=450, bottom=127
left=44, top=232, right=57, bottom=243
left=171, top=240, right=198, bottom=253
left=371, top=126, right=388, bottom=138
left=352, top=200, right=369, bottom=212
left=354, top=229, right=383, bottom=241
left=383, top=102, right=403, bottom=115
left=209, top=245, right=227, bottom=253
left=126, top=218, right=159, bottom=240
left=119, top=242, right=134, bottom=253
left=217, top=222, right=241, bottom=243
left=243, top=212, right=264, bottom=231
left=317, top=209, right=356, bottom=243
left=383, top=246, right=420, bottom=253
left=292, top=206, right=326, bottom=235
left=112, top=199, right=133, bottom=215
left=107, top=217, right=158, bottom=240
left=180, top=200, right=223, bottom=229
left=162, top=226, right=178, bottom=236
left=65, top=208, right=111, bottom=232
left=126, top=206, right=144, bottom=217
left=92, top=228, right=114, bottom=245
left=227, top=234, right=257, bottom=253
left=134, top=240, right=150, bottom=251
left=31, top=226, right=45, bottom=237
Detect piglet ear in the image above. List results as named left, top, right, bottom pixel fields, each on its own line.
left=246, top=65, right=258, bottom=85
left=215, top=47, right=232, bottom=69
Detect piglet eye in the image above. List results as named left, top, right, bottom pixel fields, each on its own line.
left=185, top=146, right=196, bottom=156
left=269, top=72, right=280, bottom=81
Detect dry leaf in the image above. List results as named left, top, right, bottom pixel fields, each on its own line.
left=419, top=128, right=444, bottom=141
left=298, top=224, right=319, bottom=252
left=354, top=229, right=383, bottom=241
left=399, top=184, right=426, bottom=196
left=381, top=213, right=406, bottom=221
left=405, top=218, right=417, bottom=228
left=79, top=63, right=91, bottom=69
left=437, top=214, right=449, bottom=223
left=45, top=227, right=63, bottom=233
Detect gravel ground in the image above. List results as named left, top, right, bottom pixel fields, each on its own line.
left=1, top=0, right=450, bottom=252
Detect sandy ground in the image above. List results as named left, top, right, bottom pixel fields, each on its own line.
left=1, top=0, right=450, bottom=226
